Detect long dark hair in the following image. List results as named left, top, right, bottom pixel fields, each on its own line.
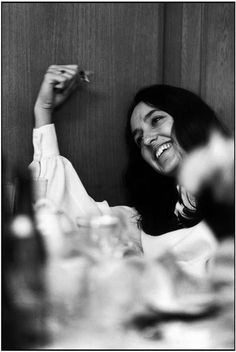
left=125, top=85, right=229, bottom=236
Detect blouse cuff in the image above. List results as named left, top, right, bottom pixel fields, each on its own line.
left=33, top=124, right=60, bottom=161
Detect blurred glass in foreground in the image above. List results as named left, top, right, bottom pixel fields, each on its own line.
left=2, top=131, right=235, bottom=349
left=2, top=171, right=47, bottom=349
left=179, top=130, right=234, bottom=238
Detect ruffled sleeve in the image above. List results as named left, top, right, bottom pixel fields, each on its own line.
left=29, top=124, right=110, bottom=223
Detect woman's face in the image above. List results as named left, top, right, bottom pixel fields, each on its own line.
left=130, top=102, right=185, bottom=176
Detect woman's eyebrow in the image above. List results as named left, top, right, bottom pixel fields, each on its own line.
left=143, top=109, right=159, bottom=121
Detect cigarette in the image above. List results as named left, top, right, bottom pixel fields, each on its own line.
left=79, top=70, right=93, bottom=83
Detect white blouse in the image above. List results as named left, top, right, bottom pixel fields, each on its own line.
left=29, top=124, right=218, bottom=278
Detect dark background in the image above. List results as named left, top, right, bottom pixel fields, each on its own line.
left=2, top=3, right=234, bottom=206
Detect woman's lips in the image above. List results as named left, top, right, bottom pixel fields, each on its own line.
left=155, top=142, right=172, bottom=159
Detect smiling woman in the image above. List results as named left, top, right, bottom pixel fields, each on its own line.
left=130, top=103, right=184, bottom=176
left=125, top=85, right=229, bottom=236
left=30, top=67, right=230, bottom=280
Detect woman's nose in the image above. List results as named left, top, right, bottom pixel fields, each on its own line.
left=143, top=135, right=157, bottom=146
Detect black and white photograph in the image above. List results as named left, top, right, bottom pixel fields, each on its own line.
left=1, top=2, right=235, bottom=350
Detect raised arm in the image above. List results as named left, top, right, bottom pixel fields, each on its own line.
left=31, top=64, right=112, bottom=220
left=31, top=66, right=143, bottom=253
left=34, top=64, right=79, bottom=127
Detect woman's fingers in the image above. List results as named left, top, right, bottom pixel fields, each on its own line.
left=44, top=72, right=67, bottom=84
left=54, top=76, right=79, bottom=106
left=37, top=64, right=89, bottom=109
left=46, top=65, right=79, bottom=89
left=50, top=64, right=78, bottom=70
left=48, top=65, right=78, bottom=76
left=62, top=75, right=78, bottom=96
left=35, top=64, right=82, bottom=113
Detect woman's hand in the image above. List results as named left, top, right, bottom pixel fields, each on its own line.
left=34, top=65, right=79, bottom=127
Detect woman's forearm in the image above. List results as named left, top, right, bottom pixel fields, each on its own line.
left=34, top=106, right=52, bottom=128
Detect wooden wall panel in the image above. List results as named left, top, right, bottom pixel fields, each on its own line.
left=201, top=3, right=234, bottom=131
left=180, top=3, right=202, bottom=93
left=2, top=3, right=234, bottom=207
left=163, top=3, right=234, bottom=131
left=164, top=3, right=204, bottom=92
left=2, top=3, right=164, bottom=205
left=2, top=4, right=34, bottom=174
left=163, top=3, right=183, bottom=86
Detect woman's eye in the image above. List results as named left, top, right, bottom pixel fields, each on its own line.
left=151, top=116, right=162, bottom=126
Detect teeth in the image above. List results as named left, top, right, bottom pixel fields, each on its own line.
left=155, top=143, right=171, bottom=158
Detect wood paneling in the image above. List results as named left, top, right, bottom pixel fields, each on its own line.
left=163, top=3, right=234, bottom=131
left=201, top=3, right=234, bottom=131
left=163, top=3, right=183, bottom=86
left=181, top=3, right=202, bottom=93
left=2, top=3, right=164, bottom=205
left=2, top=3, right=234, bottom=206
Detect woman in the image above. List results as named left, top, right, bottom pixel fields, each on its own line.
left=30, top=64, right=227, bottom=277
left=125, top=85, right=229, bottom=236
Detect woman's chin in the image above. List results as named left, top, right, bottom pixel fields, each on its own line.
left=152, top=156, right=181, bottom=177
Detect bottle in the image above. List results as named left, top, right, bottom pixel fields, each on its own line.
left=3, top=170, right=47, bottom=349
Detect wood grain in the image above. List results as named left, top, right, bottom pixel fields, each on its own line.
left=163, top=3, right=234, bottom=131
left=2, top=3, right=234, bottom=206
left=180, top=3, right=202, bottom=93
left=2, top=3, right=164, bottom=205
left=163, top=3, right=183, bottom=86
left=201, top=3, right=234, bottom=131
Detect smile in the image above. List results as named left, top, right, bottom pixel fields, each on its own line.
left=155, top=142, right=172, bottom=159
